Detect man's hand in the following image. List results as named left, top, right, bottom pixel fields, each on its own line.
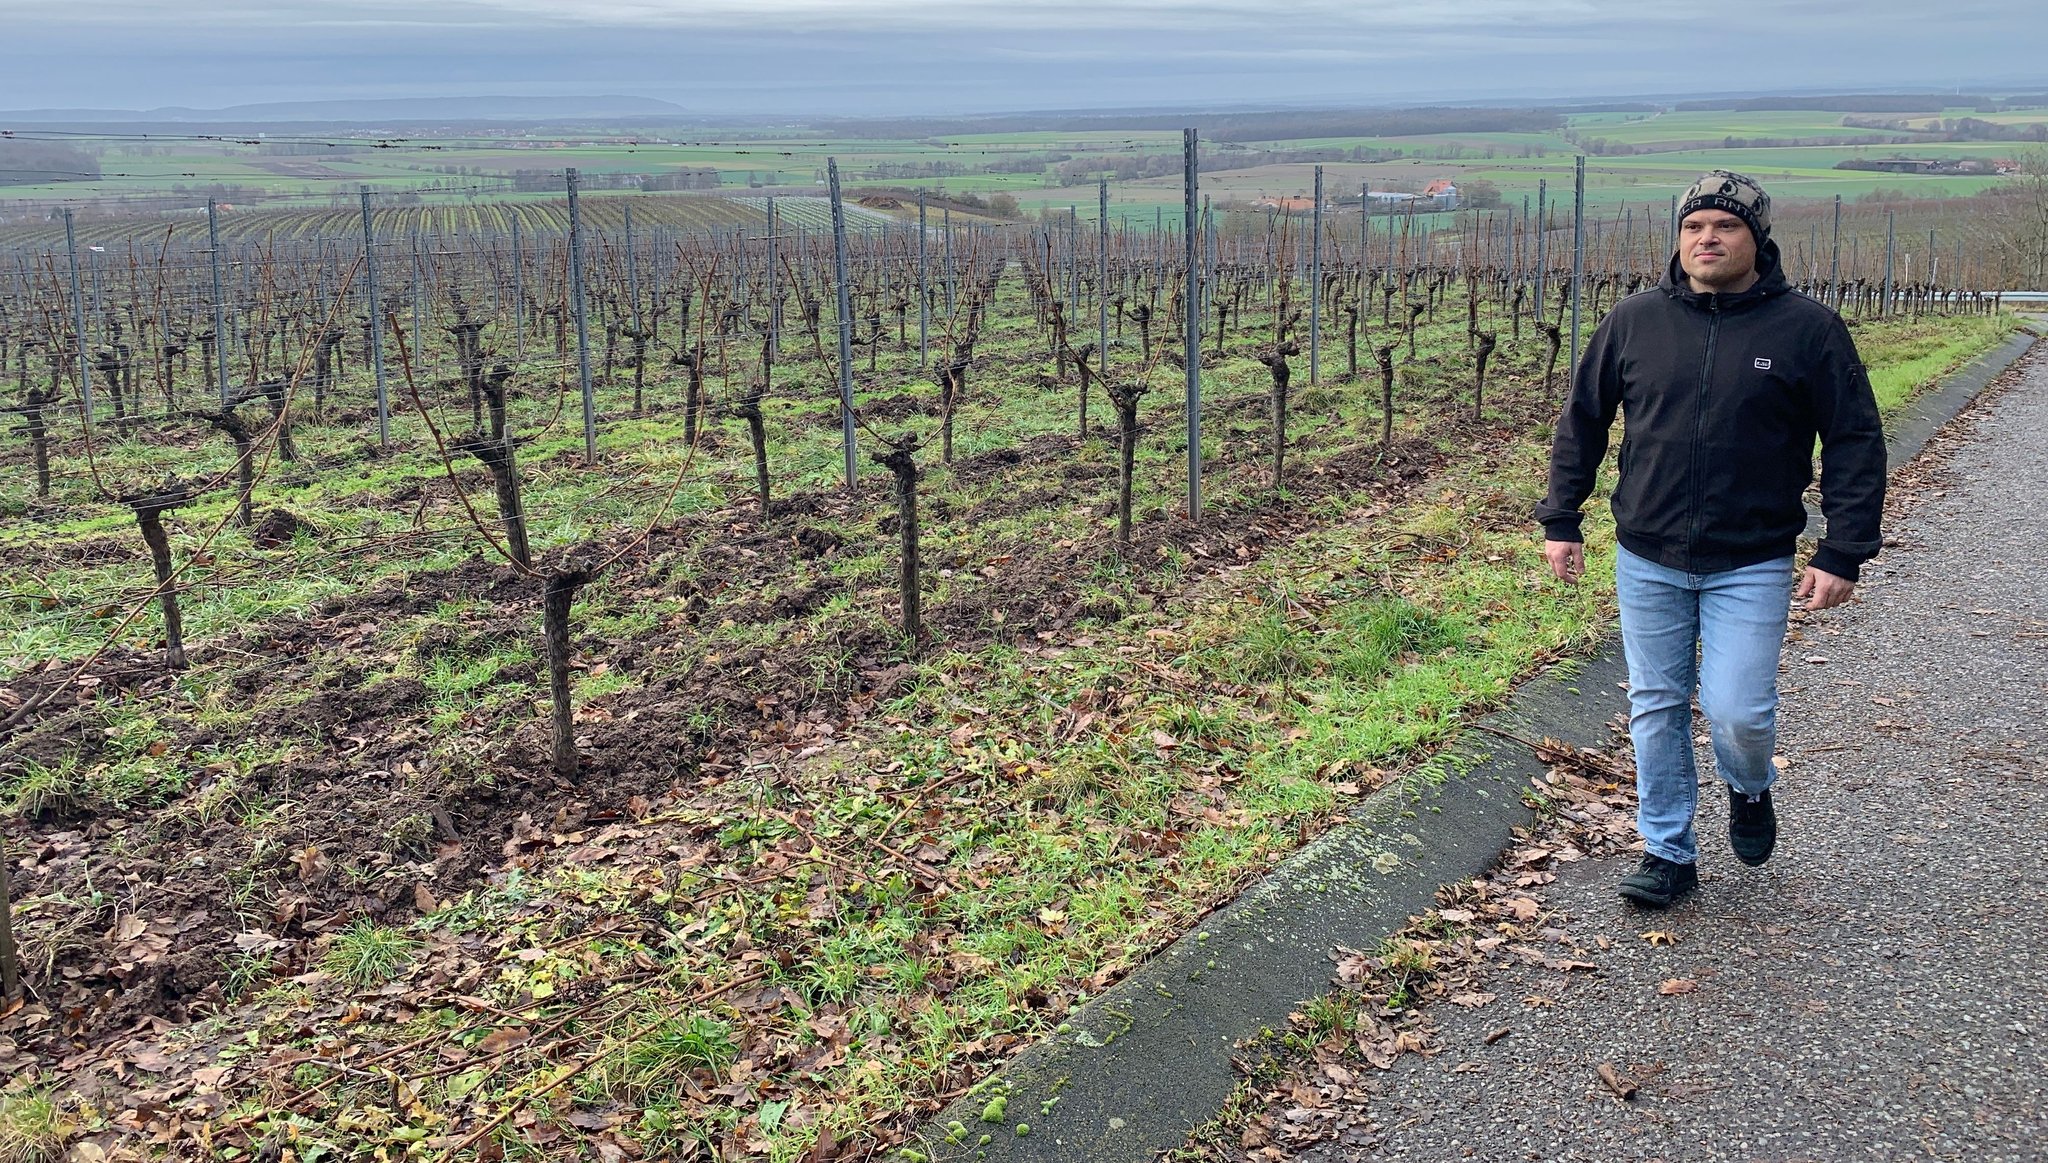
left=1545, top=539, right=1585, bottom=583
left=1796, top=566, right=1855, bottom=611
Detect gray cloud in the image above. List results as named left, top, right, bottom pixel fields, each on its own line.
left=2, top=0, right=2041, bottom=115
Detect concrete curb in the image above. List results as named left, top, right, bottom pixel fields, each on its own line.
left=909, top=326, right=2041, bottom=1163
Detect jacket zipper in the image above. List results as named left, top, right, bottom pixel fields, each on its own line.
left=1688, top=297, right=1720, bottom=570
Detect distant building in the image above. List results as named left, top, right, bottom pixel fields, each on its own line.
left=1359, top=182, right=1459, bottom=210
left=1862, top=158, right=1941, bottom=174
left=1833, top=157, right=2007, bottom=176
left=1254, top=196, right=1321, bottom=213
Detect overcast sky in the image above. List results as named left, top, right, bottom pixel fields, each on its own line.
left=4, top=0, right=2043, bottom=115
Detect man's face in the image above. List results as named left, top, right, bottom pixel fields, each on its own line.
left=1677, top=209, right=1758, bottom=290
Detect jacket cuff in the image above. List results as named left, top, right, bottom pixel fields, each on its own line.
left=1807, top=545, right=1863, bottom=584
left=1537, top=513, right=1584, bottom=543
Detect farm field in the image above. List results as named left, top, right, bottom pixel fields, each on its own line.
left=0, top=192, right=2022, bottom=1159
left=8, top=99, right=2045, bottom=235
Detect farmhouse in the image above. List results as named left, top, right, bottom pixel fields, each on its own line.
left=1359, top=181, right=1461, bottom=210
left=1833, top=157, right=2003, bottom=176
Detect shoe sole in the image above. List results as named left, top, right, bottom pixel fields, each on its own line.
left=1618, top=875, right=1698, bottom=908
left=1731, top=827, right=1775, bottom=867
left=1618, top=884, right=1688, bottom=908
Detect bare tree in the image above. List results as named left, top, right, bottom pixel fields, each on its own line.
left=2004, top=149, right=2048, bottom=289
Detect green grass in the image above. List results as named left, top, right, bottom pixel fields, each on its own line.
left=0, top=1090, right=67, bottom=1163
left=321, top=921, right=420, bottom=988
left=1855, top=313, right=2019, bottom=412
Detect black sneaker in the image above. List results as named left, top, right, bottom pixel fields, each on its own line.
left=1729, top=786, right=1777, bottom=867
left=1618, top=853, right=1698, bottom=908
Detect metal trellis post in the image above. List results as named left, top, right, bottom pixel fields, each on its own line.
left=1570, top=156, right=1586, bottom=374
left=208, top=199, right=230, bottom=407
left=917, top=192, right=928, bottom=372
left=1098, top=179, right=1109, bottom=387
left=566, top=168, right=598, bottom=462
left=63, top=209, right=93, bottom=422
left=1184, top=127, right=1203, bottom=523
left=361, top=188, right=390, bottom=448
left=828, top=158, right=859, bottom=490
left=1310, top=166, right=1323, bottom=385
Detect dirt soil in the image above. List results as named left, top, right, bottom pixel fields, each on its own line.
left=0, top=339, right=1554, bottom=1110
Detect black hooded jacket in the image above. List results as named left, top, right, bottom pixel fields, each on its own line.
left=1535, top=240, right=1886, bottom=581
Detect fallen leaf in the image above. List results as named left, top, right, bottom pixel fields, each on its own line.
left=294, top=846, right=331, bottom=883
left=476, top=1026, right=531, bottom=1055
left=566, top=1112, right=619, bottom=1131
left=126, top=1046, right=175, bottom=1073
left=1640, top=930, right=1680, bottom=947
left=1597, top=1062, right=1639, bottom=1100
left=1447, top=991, right=1497, bottom=1007
left=1657, top=978, right=1698, bottom=996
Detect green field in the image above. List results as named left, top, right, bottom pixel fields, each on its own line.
left=4, top=103, right=2043, bottom=244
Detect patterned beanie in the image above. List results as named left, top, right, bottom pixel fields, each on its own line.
left=1678, top=170, right=1771, bottom=243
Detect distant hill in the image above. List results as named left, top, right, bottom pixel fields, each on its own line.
left=0, top=95, right=689, bottom=123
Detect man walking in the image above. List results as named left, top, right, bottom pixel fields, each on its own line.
left=1536, top=170, right=1887, bottom=908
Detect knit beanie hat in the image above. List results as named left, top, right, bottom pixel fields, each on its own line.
left=1678, top=170, right=1771, bottom=243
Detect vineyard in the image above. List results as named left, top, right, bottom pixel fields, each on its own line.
left=0, top=159, right=2024, bottom=1161
left=0, top=194, right=909, bottom=251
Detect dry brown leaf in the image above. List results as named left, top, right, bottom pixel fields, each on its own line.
left=294, top=846, right=331, bottom=883
left=476, top=1026, right=531, bottom=1055
left=1597, top=1061, right=1640, bottom=1100
left=1657, top=978, right=1698, bottom=996
left=1640, top=930, right=1679, bottom=947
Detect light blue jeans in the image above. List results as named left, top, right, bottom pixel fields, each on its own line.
left=1615, top=545, right=1794, bottom=865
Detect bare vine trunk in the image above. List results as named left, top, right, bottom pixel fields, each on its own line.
left=125, top=485, right=196, bottom=670
left=872, top=436, right=924, bottom=646
left=1472, top=331, right=1497, bottom=421
left=1107, top=380, right=1148, bottom=556
left=543, top=568, right=592, bottom=781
